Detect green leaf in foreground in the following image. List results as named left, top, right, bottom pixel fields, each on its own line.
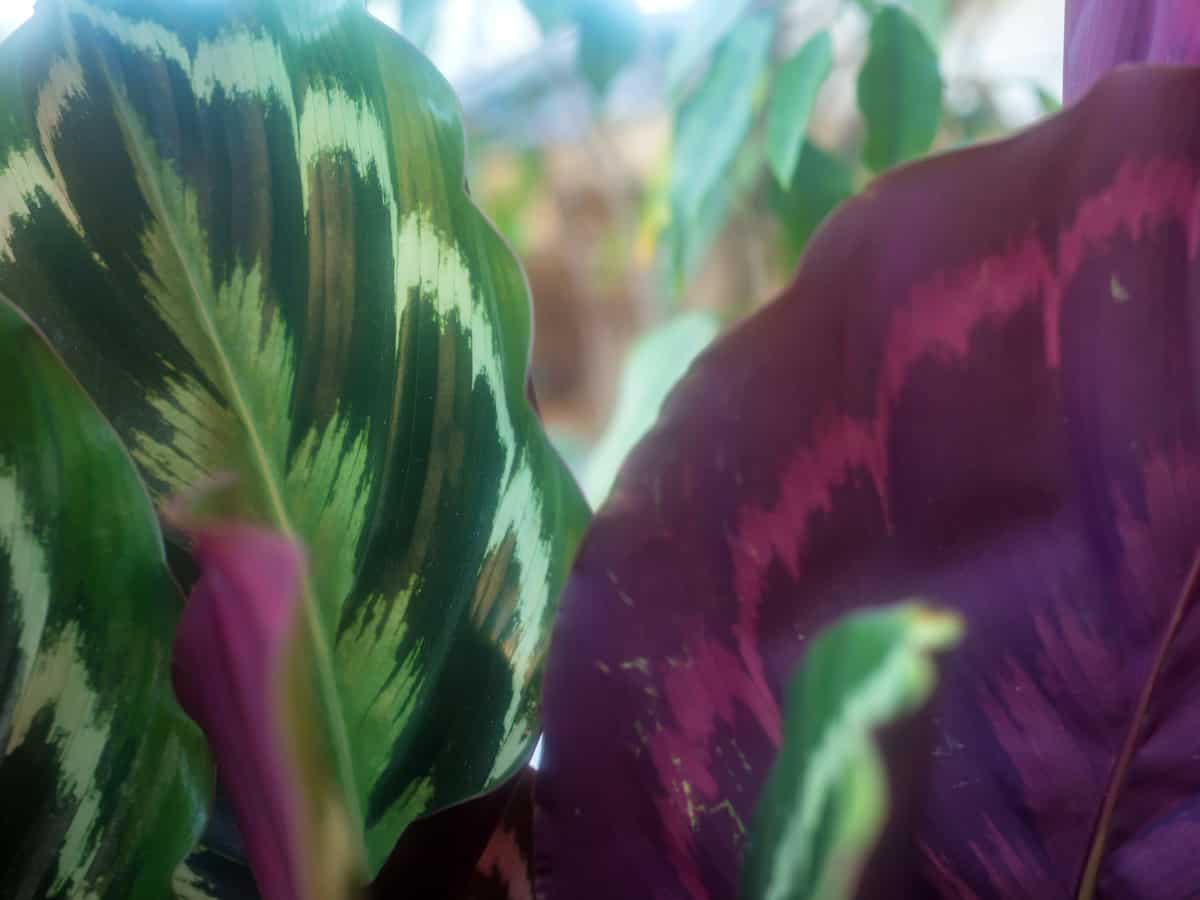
left=581, top=310, right=719, bottom=506
left=857, top=6, right=943, bottom=172
left=765, top=31, right=833, bottom=189
left=0, top=0, right=588, bottom=874
left=740, top=604, right=962, bottom=900
left=0, top=297, right=210, bottom=898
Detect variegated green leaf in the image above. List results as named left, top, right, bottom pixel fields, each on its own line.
left=0, top=296, right=211, bottom=898
left=0, top=0, right=588, bottom=875
left=740, top=605, right=962, bottom=900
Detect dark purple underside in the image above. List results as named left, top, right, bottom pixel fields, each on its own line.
left=537, top=66, right=1200, bottom=900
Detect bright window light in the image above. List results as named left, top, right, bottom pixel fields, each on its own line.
left=0, top=1, right=34, bottom=41
left=635, top=0, right=698, bottom=15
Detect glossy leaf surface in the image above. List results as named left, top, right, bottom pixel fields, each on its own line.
left=857, top=6, right=942, bottom=172
left=538, top=67, right=1200, bottom=899
left=740, top=605, right=961, bottom=900
left=0, top=0, right=587, bottom=873
left=0, top=298, right=209, bottom=898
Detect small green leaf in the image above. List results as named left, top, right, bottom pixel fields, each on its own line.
left=670, top=14, right=772, bottom=228
left=740, top=604, right=962, bottom=900
left=857, top=6, right=943, bottom=172
left=582, top=311, right=720, bottom=506
left=665, top=0, right=755, bottom=95
left=0, top=298, right=210, bottom=897
left=765, top=31, right=833, bottom=189
left=769, top=140, right=854, bottom=266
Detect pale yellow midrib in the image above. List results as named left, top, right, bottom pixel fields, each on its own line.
left=90, top=50, right=365, bottom=840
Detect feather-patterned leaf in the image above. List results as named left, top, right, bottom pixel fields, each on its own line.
left=0, top=296, right=210, bottom=898
left=0, top=0, right=588, bottom=876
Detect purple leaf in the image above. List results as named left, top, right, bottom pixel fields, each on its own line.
left=172, top=523, right=362, bottom=900
left=1064, top=0, right=1200, bottom=103
left=537, top=66, right=1200, bottom=899
left=373, top=768, right=535, bottom=900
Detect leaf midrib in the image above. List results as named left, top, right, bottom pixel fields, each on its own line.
left=1074, top=547, right=1200, bottom=898
left=90, top=45, right=364, bottom=840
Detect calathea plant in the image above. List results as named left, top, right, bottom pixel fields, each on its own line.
left=4, top=1, right=1200, bottom=900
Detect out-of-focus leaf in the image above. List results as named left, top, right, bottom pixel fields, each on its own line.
left=765, top=31, right=833, bottom=190
left=172, top=522, right=364, bottom=900
left=899, top=0, right=946, bottom=41
left=576, top=0, right=641, bottom=97
left=1035, top=83, right=1062, bottom=115
left=519, top=0, right=573, bottom=32
left=537, top=66, right=1200, bottom=899
left=665, top=0, right=755, bottom=95
left=665, top=124, right=764, bottom=292
left=857, top=6, right=942, bottom=172
left=740, top=605, right=961, bottom=900
left=769, top=140, right=854, bottom=269
left=0, top=0, right=588, bottom=880
left=670, top=14, right=772, bottom=226
left=0, top=298, right=209, bottom=897
left=375, top=768, right=535, bottom=900
left=583, top=311, right=720, bottom=507
left=1064, top=0, right=1200, bottom=103
left=399, top=0, right=438, bottom=49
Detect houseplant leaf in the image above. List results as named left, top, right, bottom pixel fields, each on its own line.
left=582, top=310, right=720, bottom=507
left=375, top=766, right=535, bottom=899
left=0, top=0, right=588, bottom=875
left=537, top=64, right=1200, bottom=899
left=1064, top=0, right=1200, bottom=103
left=669, top=13, right=772, bottom=227
left=857, top=6, right=942, bottom=172
left=765, top=31, right=833, bottom=190
left=0, top=297, right=210, bottom=897
left=665, top=0, right=755, bottom=96
left=740, top=604, right=961, bottom=900
left=171, top=519, right=364, bottom=900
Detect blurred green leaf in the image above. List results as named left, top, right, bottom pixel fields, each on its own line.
left=666, top=0, right=755, bottom=95
left=898, top=0, right=947, bottom=42
left=582, top=311, right=720, bottom=506
left=577, top=0, right=642, bottom=96
left=740, top=604, right=962, bottom=900
left=670, top=14, right=772, bottom=233
left=857, top=6, right=943, bottom=172
left=770, top=140, right=854, bottom=267
left=1035, top=83, right=1062, bottom=115
left=766, top=31, right=834, bottom=189
left=666, top=123, right=765, bottom=293
left=520, top=0, right=574, bottom=31
left=396, top=0, right=438, bottom=48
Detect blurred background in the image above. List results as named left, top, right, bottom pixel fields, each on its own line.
left=0, top=0, right=1066, bottom=504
